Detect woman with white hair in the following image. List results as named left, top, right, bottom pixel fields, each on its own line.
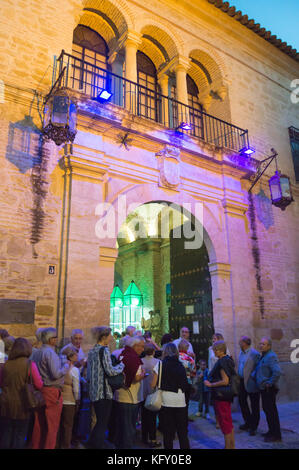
left=113, top=336, right=146, bottom=449
left=118, top=326, right=136, bottom=349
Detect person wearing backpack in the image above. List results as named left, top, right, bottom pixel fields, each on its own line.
left=86, top=326, right=124, bottom=449
left=204, top=340, right=236, bottom=449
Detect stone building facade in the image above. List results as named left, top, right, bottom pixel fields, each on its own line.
left=0, top=0, right=299, bottom=399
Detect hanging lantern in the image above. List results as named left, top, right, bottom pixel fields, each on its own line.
left=268, top=171, right=294, bottom=211
left=43, top=91, right=77, bottom=146
left=123, top=280, right=143, bottom=332
left=110, top=285, right=124, bottom=334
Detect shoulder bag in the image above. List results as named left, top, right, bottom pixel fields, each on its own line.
left=23, top=361, right=45, bottom=410
left=210, top=357, right=236, bottom=402
left=99, top=347, right=125, bottom=393
left=144, top=361, right=162, bottom=412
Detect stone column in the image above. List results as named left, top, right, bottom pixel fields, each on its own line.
left=109, top=52, right=125, bottom=107
left=174, top=58, right=190, bottom=125
left=208, top=262, right=234, bottom=353
left=56, top=142, right=111, bottom=345
left=221, top=196, right=253, bottom=360
left=158, top=74, right=169, bottom=127
left=123, top=32, right=142, bottom=113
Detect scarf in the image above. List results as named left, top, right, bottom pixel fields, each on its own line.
left=120, top=345, right=143, bottom=388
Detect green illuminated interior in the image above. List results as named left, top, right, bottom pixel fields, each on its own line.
left=110, top=281, right=143, bottom=333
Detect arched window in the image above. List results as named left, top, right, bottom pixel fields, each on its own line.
left=170, top=75, right=203, bottom=137
left=137, top=51, right=159, bottom=121
left=187, top=75, right=203, bottom=138
left=71, top=25, right=109, bottom=96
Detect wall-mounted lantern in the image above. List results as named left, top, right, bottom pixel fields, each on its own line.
left=268, top=171, right=294, bottom=211
left=249, top=148, right=294, bottom=211
left=43, top=91, right=77, bottom=146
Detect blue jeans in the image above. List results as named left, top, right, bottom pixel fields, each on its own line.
left=198, top=389, right=211, bottom=414
left=0, top=417, right=29, bottom=449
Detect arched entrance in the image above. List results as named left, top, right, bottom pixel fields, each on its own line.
left=169, top=221, right=213, bottom=361
left=112, top=200, right=214, bottom=359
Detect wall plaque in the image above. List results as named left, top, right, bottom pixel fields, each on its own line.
left=0, top=299, right=35, bottom=324
left=186, top=305, right=194, bottom=315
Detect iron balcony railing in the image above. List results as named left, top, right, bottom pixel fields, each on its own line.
left=54, top=50, right=249, bottom=152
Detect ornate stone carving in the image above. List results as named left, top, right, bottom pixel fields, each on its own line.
left=156, top=145, right=181, bottom=189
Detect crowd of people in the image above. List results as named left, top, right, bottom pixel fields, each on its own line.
left=0, top=324, right=283, bottom=450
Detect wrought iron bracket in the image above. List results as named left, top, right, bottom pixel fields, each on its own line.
left=44, top=65, right=67, bottom=106
left=248, top=148, right=278, bottom=192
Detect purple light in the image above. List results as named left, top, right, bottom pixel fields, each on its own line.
left=178, top=122, right=192, bottom=131
left=239, top=146, right=255, bottom=156
left=94, top=88, right=113, bottom=102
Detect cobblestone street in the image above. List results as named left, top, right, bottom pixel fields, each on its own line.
left=134, top=400, right=299, bottom=450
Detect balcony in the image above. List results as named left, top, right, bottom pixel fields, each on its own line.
left=53, top=50, right=250, bottom=153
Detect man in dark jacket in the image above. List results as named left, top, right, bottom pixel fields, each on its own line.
left=254, top=337, right=282, bottom=442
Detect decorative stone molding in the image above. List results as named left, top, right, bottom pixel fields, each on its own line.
left=216, top=85, right=227, bottom=101
left=222, top=198, right=248, bottom=216
left=118, top=30, right=143, bottom=50
left=99, top=247, right=118, bottom=267
left=224, top=152, right=259, bottom=175
left=208, top=262, right=231, bottom=279
left=59, top=153, right=109, bottom=184
left=156, top=145, right=181, bottom=190
left=157, top=55, right=191, bottom=77
left=172, top=56, right=191, bottom=73
left=201, top=93, right=212, bottom=111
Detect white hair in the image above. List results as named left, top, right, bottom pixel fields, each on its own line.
left=41, top=327, right=57, bottom=344
left=126, top=326, right=136, bottom=335
left=35, top=327, right=45, bottom=342
left=127, top=336, right=145, bottom=348
left=133, top=330, right=143, bottom=337
left=71, top=329, right=83, bottom=337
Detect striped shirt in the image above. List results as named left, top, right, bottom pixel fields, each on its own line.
left=87, top=345, right=124, bottom=401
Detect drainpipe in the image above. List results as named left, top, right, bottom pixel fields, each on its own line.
left=56, top=145, right=73, bottom=340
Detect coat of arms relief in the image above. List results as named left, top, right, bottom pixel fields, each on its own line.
left=156, top=145, right=181, bottom=190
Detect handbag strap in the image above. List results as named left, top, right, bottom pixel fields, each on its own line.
left=157, top=361, right=162, bottom=389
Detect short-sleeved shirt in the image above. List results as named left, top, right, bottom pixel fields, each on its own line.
left=153, top=362, right=186, bottom=408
